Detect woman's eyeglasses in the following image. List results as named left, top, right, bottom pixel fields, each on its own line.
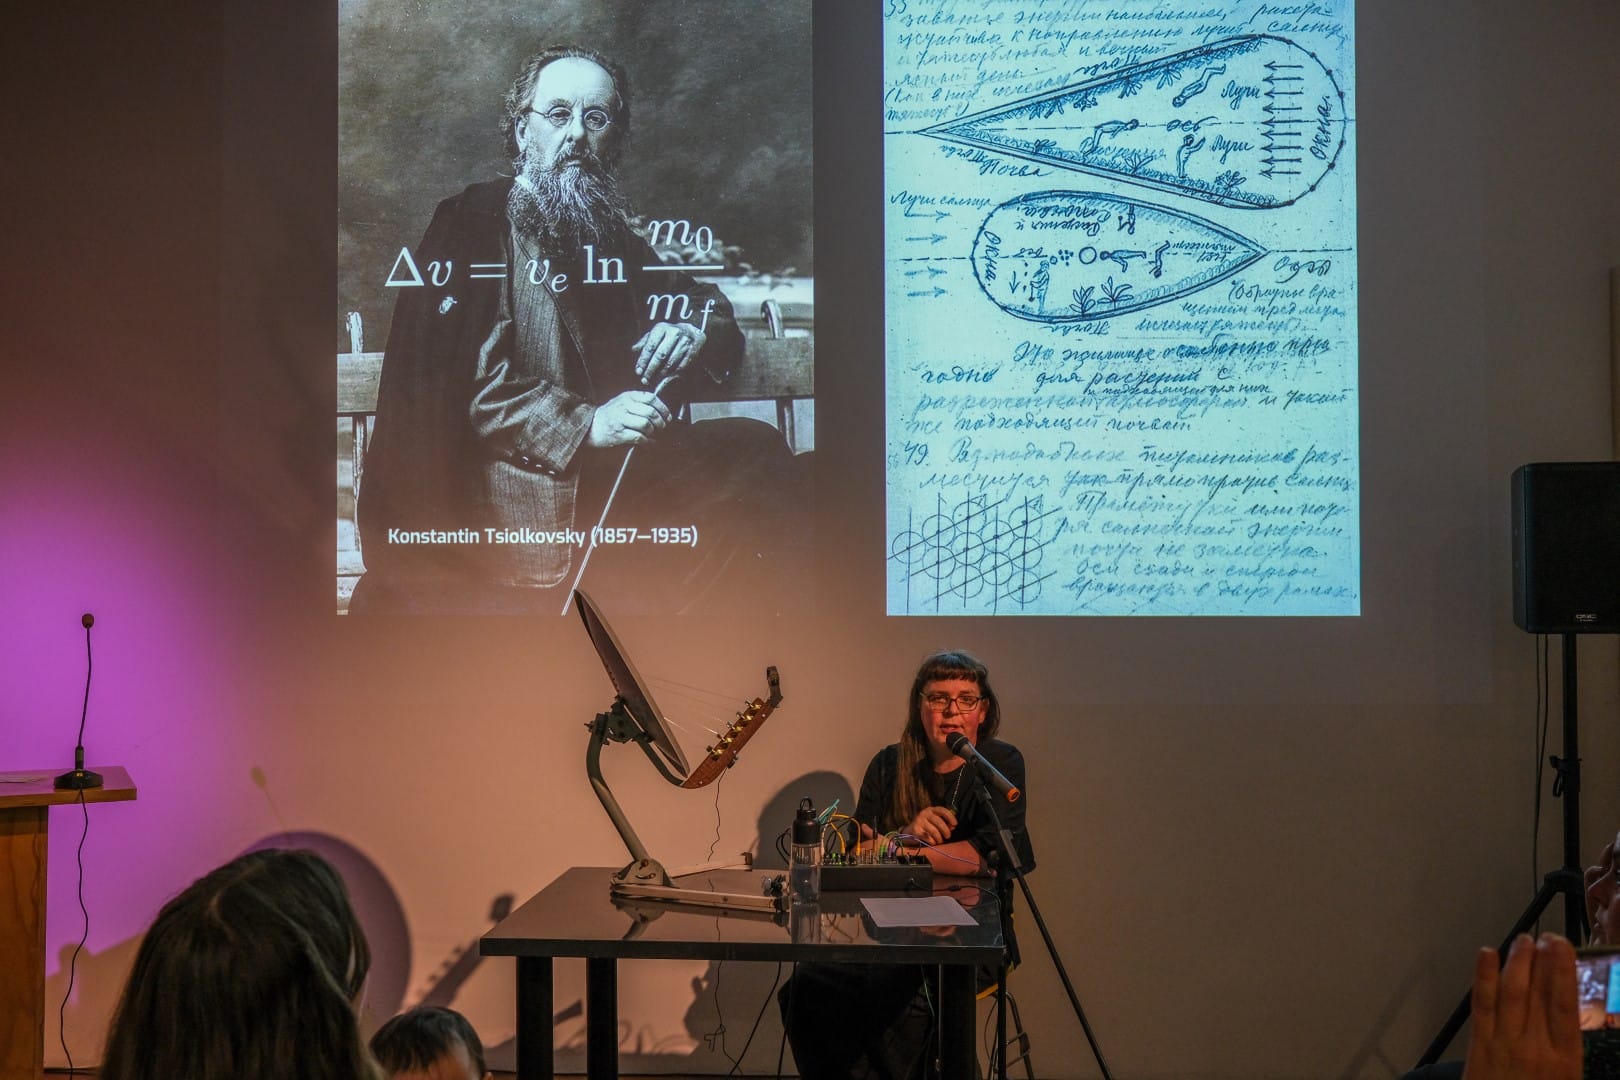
left=921, top=692, right=982, bottom=711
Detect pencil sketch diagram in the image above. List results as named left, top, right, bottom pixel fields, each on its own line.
left=921, top=34, right=1347, bottom=210
left=970, top=190, right=1266, bottom=323
left=888, top=491, right=1065, bottom=613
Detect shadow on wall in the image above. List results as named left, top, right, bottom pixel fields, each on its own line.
left=47, top=829, right=421, bottom=1064
left=243, top=831, right=413, bottom=1031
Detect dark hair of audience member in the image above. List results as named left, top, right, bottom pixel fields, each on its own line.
left=99, top=848, right=380, bottom=1080
left=371, top=1006, right=488, bottom=1078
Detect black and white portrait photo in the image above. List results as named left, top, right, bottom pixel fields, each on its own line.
left=336, top=0, right=813, bottom=616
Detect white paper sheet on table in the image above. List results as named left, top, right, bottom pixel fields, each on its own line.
left=860, top=896, right=976, bottom=927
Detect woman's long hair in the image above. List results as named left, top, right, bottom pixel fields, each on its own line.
left=100, top=848, right=380, bottom=1080
left=884, top=650, right=1001, bottom=832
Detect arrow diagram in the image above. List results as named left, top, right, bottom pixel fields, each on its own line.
left=919, top=34, right=1347, bottom=209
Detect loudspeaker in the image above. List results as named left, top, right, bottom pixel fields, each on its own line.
left=1512, top=462, right=1620, bottom=633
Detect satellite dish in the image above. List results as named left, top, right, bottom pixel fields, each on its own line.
left=574, top=588, right=690, bottom=777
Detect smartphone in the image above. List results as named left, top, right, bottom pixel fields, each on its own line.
left=1584, top=949, right=1620, bottom=1080
left=1577, top=947, right=1620, bottom=1031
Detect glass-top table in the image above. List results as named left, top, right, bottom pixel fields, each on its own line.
left=482, top=865, right=1004, bottom=1079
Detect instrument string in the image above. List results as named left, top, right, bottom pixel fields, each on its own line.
left=647, top=676, right=753, bottom=737
left=649, top=675, right=751, bottom=708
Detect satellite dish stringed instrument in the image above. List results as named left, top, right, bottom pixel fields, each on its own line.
left=574, top=589, right=784, bottom=912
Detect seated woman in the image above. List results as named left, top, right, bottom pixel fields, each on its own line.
left=99, top=848, right=380, bottom=1080
left=779, top=649, right=1036, bottom=1080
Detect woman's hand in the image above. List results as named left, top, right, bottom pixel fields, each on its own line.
left=904, top=806, right=958, bottom=847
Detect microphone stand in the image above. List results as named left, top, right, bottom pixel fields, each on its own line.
left=55, top=613, right=103, bottom=790
left=968, top=782, right=1113, bottom=1080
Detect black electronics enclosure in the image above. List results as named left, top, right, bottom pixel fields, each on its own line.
left=1512, top=462, right=1620, bottom=633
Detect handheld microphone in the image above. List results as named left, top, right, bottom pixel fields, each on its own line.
left=946, top=733, right=1020, bottom=803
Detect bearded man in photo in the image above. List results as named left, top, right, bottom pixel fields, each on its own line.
left=354, top=45, right=796, bottom=615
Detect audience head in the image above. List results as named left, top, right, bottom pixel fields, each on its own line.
left=1586, top=829, right=1620, bottom=945
left=100, top=848, right=378, bottom=1080
left=370, top=1006, right=490, bottom=1080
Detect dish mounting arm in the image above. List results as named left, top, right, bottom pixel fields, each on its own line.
left=586, top=698, right=687, bottom=889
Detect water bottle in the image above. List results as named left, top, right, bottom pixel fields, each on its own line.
left=789, top=892, right=822, bottom=943
left=789, top=796, right=822, bottom=904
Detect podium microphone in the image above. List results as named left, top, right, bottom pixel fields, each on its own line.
left=946, top=732, right=1020, bottom=803
left=55, top=613, right=103, bottom=791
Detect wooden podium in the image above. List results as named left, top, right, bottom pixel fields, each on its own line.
left=0, top=766, right=136, bottom=1080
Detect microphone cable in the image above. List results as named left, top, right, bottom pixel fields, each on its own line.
left=58, top=617, right=95, bottom=1074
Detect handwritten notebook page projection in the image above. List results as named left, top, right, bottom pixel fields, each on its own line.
left=884, top=1, right=1358, bottom=615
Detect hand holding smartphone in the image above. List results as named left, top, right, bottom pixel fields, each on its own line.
left=1578, top=948, right=1620, bottom=1080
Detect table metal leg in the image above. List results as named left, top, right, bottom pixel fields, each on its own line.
left=939, top=963, right=975, bottom=1080
left=586, top=956, right=618, bottom=1080
left=515, top=956, right=553, bottom=1080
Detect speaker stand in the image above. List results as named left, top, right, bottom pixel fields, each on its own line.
left=1415, top=632, right=1588, bottom=1067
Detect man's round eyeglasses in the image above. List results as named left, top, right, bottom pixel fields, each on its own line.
left=921, top=692, right=982, bottom=711
left=530, top=106, right=614, bottom=132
